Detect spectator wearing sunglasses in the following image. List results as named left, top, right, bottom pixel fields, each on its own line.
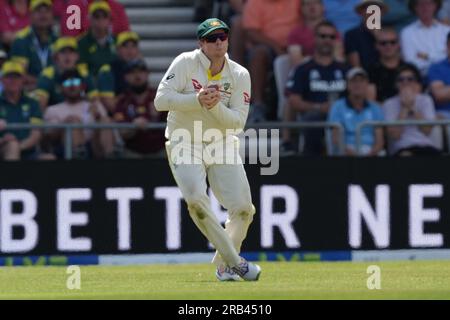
left=382, top=63, right=441, bottom=156
left=368, top=28, right=407, bottom=103
left=344, top=0, right=389, bottom=70
left=43, top=69, right=115, bottom=159
left=77, top=1, right=117, bottom=77
left=96, top=31, right=142, bottom=115
left=428, top=31, right=450, bottom=118
left=114, top=59, right=166, bottom=158
left=284, top=21, right=350, bottom=155
left=242, top=0, right=301, bottom=122
left=32, top=37, right=98, bottom=111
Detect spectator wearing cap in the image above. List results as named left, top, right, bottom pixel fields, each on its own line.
left=242, top=0, right=302, bottom=122
left=33, top=37, right=98, bottom=111
left=97, top=31, right=142, bottom=114
left=0, top=61, right=44, bottom=160
left=10, top=0, right=58, bottom=90
left=113, top=59, right=166, bottom=158
left=344, top=0, right=389, bottom=70
left=322, top=0, right=361, bottom=34
left=59, top=0, right=130, bottom=37
left=328, top=67, right=385, bottom=156
left=368, top=28, right=407, bottom=102
left=43, top=69, right=114, bottom=159
left=383, top=63, right=441, bottom=156
left=0, top=0, right=31, bottom=48
left=428, top=32, right=450, bottom=118
left=401, top=0, right=450, bottom=75
left=77, top=1, right=117, bottom=77
left=284, top=21, right=350, bottom=155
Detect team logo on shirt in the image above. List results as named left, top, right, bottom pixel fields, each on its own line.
left=192, top=79, right=203, bottom=92
left=243, top=92, right=250, bottom=105
left=224, top=83, right=231, bottom=91
left=166, top=73, right=175, bottom=81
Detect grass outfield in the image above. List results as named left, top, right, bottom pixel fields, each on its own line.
left=1, top=261, right=450, bottom=299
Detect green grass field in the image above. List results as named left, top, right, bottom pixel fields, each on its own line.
left=1, top=261, right=450, bottom=299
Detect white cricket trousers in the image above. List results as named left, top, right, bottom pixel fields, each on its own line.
left=165, top=138, right=255, bottom=268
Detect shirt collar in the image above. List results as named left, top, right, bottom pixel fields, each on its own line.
left=198, top=49, right=230, bottom=73
left=345, top=97, right=370, bottom=111
left=416, top=19, right=440, bottom=28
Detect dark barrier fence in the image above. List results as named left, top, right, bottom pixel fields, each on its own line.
left=0, top=157, right=450, bottom=264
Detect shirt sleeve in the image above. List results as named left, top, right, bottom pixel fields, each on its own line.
left=97, top=65, right=115, bottom=98
left=374, top=104, right=384, bottom=121
left=286, top=65, right=307, bottom=96
left=207, top=69, right=251, bottom=130
left=30, top=100, right=43, bottom=124
left=327, top=102, right=342, bottom=124
left=154, top=54, right=202, bottom=112
left=34, top=74, right=52, bottom=99
left=10, top=38, right=29, bottom=66
left=419, top=95, right=437, bottom=120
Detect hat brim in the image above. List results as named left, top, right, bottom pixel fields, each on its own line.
left=3, top=72, right=24, bottom=77
left=198, top=26, right=229, bottom=39
left=355, top=2, right=389, bottom=14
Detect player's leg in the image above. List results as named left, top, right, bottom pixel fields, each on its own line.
left=207, top=163, right=256, bottom=267
left=165, top=141, right=241, bottom=268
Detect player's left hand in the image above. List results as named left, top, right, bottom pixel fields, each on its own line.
left=203, top=88, right=221, bottom=109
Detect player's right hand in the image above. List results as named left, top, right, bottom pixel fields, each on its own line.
left=198, top=87, right=221, bottom=109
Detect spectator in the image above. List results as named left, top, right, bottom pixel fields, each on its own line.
left=401, top=0, right=450, bottom=75
left=10, top=0, right=57, bottom=90
left=44, top=69, right=114, bottom=159
left=242, top=0, right=301, bottom=122
left=113, top=60, right=166, bottom=158
left=284, top=21, right=349, bottom=155
left=288, top=0, right=332, bottom=66
left=383, top=63, right=441, bottom=155
left=383, top=0, right=416, bottom=31
left=438, top=0, right=450, bottom=24
left=228, top=0, right=247, bottom=65
left=328, top=67, right=385, bottom=156
left=33, top=37, right=98, bottom=111
left=368, top=28, right=407, bottom=102
left=344, top=0, right=389, bottom=70
left=59, top=0, right=130, bottom=37
left=429, top=31, right=450, bottom=118
left=0, top=61, right=43, bottom=160
left=322, top=0, right=360, bottom=34
left=0, top=0, right=31, bottom=48
left=78, top=1, right=117, bottom=77
left=97, top=31, right=142, bottom=114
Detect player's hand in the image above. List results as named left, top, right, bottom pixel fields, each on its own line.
left=133, top=117, right=149, bottom=130
left=198, top=87, right=221, bottom=109
left=0, top=133, right=17, bottom=144
left=0, top=119, right=7, bottom=131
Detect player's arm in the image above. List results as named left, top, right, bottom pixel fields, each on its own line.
left=154, top=55, right=202, bottom=112
left=206, top=70, right=251, bottom=130
left=430, top=80, right=450, bottom=105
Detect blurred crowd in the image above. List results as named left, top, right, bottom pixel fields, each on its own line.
left=1, top=0, right=450, bottom=159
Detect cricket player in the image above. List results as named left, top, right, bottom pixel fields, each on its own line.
left=154, top=18, right=261, bottom=281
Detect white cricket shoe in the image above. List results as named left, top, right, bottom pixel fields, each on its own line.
left=231, top=258, right=261, bottom=281
left=216, top=265, right=241, bottom=281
